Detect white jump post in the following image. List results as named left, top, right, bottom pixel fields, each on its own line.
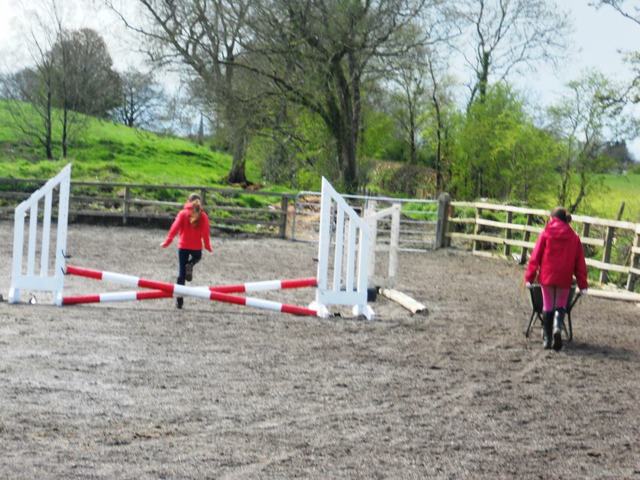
left=364, top=200, right=400, bottom=288
left=313, top=178, right=374, bottom=320
left=8, top=169, right=376, bottom=321
left=9, top=164, right=71, bottom=306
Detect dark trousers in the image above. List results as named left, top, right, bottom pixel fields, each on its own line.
left=177, top=249, right=202, bottom=285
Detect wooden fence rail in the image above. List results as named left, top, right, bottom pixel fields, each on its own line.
left=439, top=198, right=640, bottom=299
left=0, top=177, right=295, bottom=239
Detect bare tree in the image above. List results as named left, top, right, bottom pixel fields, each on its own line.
left=425, top=51, right=458, bottom=193
left=109, top=1, right=448, bottom=189
left=388, top=48, right=429, bottom=165
left=591, top=0, right=640, bottom=25
left=242, top=0, right=446, bottom=191
left=454, top=0, right=571, bottom=106
left=3, top=64, right=55, bottom=159
left=2, top=3, right=113, bottom=158
left=591, top=1, right=640, bottom=105
left=0, top=1, right=68, bottom=159
left=114, top=68, right=161, bottom=128
left=107, top=0, right=257, bottom=184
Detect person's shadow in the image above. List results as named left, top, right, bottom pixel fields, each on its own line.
left=564, top=340, right=638, bottom=361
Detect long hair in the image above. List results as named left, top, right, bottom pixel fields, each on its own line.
left=551, top=207, right=571, bottom=224
left=188, top=193, right=202, bottom=226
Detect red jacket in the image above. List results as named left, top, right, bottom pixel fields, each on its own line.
left=162, top=203, right=212, bottom=251
left=525, top=217, right=588, bottom=290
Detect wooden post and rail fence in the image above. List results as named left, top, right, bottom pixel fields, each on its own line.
left=0, top=177, right=294, bottom=239
left=435, top=193, right=640, bottom=302
left=1, top=175, right=639, bottom=300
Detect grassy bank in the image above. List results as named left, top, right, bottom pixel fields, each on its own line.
left=0, top=100, right=264, bottom=188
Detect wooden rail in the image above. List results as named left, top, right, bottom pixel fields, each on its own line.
left=445, top=200, right=640, bottom=297
left=0, top=178, right=295, bottom=239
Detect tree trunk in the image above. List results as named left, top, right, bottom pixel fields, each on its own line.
left=478, top=51, right=490, bottom=102
left=409, top=118, right=417, bottom=164
left=45, top=88, right=53, bottom=160
left=340, top=132, right=358, bottom=192
left=197, top=113, right=204, bottom=145
left=227, top=126, right=248, bottom=184
left=62, top=104, right=68, bottom=158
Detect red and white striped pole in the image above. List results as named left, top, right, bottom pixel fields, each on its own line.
left=63, top=265, right=321, bottom=317
left=65, top=265, right=316, bottom=293
left=62, top=290, right=172, bottom=305
left=208, top=277, right=317, bottom=293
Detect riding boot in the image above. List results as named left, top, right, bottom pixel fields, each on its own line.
left=552, top=308, right=566, bottom=351
left=542, top=311, right=554, bottom=349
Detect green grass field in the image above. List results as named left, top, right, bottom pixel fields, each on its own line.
left=588, top=173, right=640, bottom=223
left=0, top=100, right=263, bottom=188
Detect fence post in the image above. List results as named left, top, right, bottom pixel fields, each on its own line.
left=504, top=211, right=513, bottom=258
left=600, top=226, right=615, bottom=284
left=122, top=186, right=130, bottom=225
left=365, top=200, right=378, bottom=276
left=472, top=207, right=483, bottom=253
left=388, top=203, right=400, bottom=285
left=519, top=213, right=533, bottom=264
left=200, top=188, right=207, bottom=206
left=626, top=225, right=640, bottom=291
left=435, top=192, right=450, bottom=249
left=279, top=196, right=289, bottom=239
left=581, top=222, right=593, bottom=257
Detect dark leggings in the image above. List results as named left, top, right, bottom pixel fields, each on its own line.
left=177, top=249, right=202, bottom=285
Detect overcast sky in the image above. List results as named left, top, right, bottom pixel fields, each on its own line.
left=1, top=0, right=639, bottom=156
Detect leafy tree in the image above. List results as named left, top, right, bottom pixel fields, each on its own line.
left=50, top=28, right=121, bottom=118
left=600, top=140, right=635, bottom=173
left=547, top=71, right=638, bottom=212
left=452, top=83, right=555, bottom=202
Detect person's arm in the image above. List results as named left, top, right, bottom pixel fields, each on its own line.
left=574, top=238, right=589, bottom=290
left=525, top=230, right=546, bottom=284
left=201, top=213, right=212, bottom=252
left=161, top=211, right=183, bottom=247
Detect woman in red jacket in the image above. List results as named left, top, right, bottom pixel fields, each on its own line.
left=525, top=207, right=588, bottom=351
left=161, top=193, right=212, bottom=309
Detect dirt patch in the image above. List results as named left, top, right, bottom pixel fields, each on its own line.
left=0, top=221, right=639, bottom=479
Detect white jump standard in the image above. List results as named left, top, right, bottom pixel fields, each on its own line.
left=9, top=164, right=376, bottom=319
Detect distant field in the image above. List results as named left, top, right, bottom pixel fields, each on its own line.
left=589, top=173, right=640, bottom=222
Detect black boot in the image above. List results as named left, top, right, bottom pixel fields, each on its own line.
left=542, top=311, right=553, bottom=349
left=176, top=297, right=184, bottom=309
left=552, top=308, right=566, bottom=351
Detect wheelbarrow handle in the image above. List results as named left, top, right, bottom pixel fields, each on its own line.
left=569, top=291, right=582, bottom=310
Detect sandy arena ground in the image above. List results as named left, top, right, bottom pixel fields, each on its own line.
left=0, top=221, right=639, bottom=479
